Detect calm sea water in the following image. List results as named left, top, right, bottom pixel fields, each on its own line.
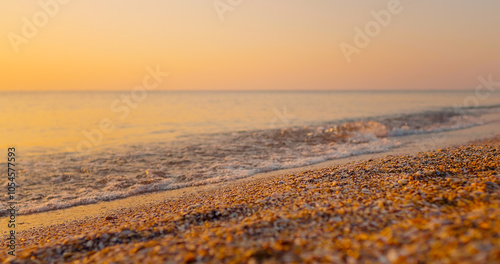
left=1, top=90, right=500, bottom=214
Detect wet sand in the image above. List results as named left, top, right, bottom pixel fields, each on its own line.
left=1, top=135, right=499, bottom=263
left=3, top=116, right=500, bottom=233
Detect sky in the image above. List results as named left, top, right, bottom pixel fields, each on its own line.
left=1, top=0, right=499, bottom=91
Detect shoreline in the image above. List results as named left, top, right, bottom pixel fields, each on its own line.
left=2, top=119, right=500, bottom=233
left=1, top=136, right=498, bottom=262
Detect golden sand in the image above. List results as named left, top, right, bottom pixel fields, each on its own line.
left=2, top=138, right=499, bottom=263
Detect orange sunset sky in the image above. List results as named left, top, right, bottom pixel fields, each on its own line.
left=1, top=1, right=499, bottom=91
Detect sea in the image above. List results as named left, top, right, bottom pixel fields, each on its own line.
left=1, top=90, right=500, bottom=215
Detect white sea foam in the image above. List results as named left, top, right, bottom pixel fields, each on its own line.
left=2, top=102, right=499, bottom=216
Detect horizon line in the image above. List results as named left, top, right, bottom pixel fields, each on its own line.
left=0, top=89, right=480, bottom=93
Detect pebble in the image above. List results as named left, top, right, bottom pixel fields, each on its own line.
left=398, top=179, right=409, bottom=185
left=2, top=138, right=499, bottom=263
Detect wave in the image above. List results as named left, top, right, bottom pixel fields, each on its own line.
left=2, top=105, right=494, bottom=215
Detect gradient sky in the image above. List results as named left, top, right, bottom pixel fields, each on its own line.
left=1, top=0, right=499, bottom=91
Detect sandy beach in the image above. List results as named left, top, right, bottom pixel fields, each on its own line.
left=3, top=0, right=500, bottom=263
left=1, top=136, right=499, bottom=263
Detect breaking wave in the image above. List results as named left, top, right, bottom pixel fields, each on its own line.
left=1, top=105, right=495, bottom=215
